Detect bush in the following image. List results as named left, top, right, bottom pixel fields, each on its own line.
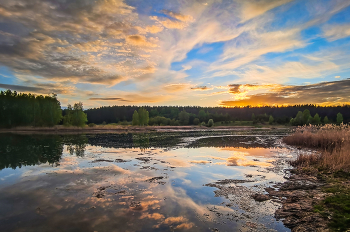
left=120, top=120, right=129, bottom=126
left=208, top=119, right=214, bottom=127
left=88, top=123, right=96, bottom=127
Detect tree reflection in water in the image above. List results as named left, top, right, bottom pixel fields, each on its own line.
left=0, top=134, right=64, bottom=170
left=65, top=135, right=88, bottom=157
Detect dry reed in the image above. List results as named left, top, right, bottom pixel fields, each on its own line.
left=283, top=124, right=350, bottom=171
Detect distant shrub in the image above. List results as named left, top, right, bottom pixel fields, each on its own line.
left=120, top=120, right=130, bottom=126
left=88, top=123, right=96, bottom=127
left=208, top=119, right=214, bottom=127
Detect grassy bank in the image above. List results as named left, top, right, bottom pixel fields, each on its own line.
left=0, top=124, right=265, bottom=134
left=283, top=124, right=350, bottom=231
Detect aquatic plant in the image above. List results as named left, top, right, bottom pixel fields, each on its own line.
left=284, top=123, right=350, bottom=171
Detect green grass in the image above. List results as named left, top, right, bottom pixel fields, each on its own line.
left=214, top=121, right=254, bottom=126
left=312, top=177, right=350, bottom=231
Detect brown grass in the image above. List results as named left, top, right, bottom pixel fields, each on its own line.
left=284, top=124, right=350, bottom=172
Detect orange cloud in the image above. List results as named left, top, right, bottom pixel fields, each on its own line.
left=162, top=10, right=194, bottom=22
left=219, top=79, right=350, bottom=107
left=126, top=35, right=158, bottom=47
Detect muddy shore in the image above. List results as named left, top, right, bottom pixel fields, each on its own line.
left=0, top=125, right=289, bottom=134
left=265, top=169, right=330, bottom=232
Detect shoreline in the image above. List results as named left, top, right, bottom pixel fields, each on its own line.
left=265, top=168, right=330, bottom=231
left=0, top=125, right=291, bottom=134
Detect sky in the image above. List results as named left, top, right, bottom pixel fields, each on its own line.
left=0, top=0, right=350, bottom=108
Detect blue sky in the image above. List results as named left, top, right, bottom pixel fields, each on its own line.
left=0, top=0, right=350, bottom=107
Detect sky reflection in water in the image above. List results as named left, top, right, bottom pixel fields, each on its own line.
left=0, top=132, right=294, bottom=231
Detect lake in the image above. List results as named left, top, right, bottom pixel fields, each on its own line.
left=0, top=130, right=296, bottom=231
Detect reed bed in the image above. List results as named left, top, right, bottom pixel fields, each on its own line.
left=283, top=124, right=350, bottom=171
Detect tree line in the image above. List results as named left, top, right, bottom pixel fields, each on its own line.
left=85, top=105, right=350, bottom=125
left=0, top=90, right=87, bottom=128
left=1, top=89, right=349, bottom=128
left=0, top=90, right=62, bottom=128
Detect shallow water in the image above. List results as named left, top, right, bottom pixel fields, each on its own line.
left=0, top=130, right=296, bottom=231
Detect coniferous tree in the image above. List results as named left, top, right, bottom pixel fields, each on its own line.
left=313, top=113, right=321, bottom=125
left=302, top=109, right=311, bottom=125
left=337, top=113, right=343, bottom=125
left=323, top=116, right=329, bottom=124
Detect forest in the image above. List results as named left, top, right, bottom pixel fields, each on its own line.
left=85, top=105, right=350, bottom=125
left=1, top=90, right=349, bottom=128
left=0, top=90, right=62, bottom=128
left=0, top=90, right=86, bottom=128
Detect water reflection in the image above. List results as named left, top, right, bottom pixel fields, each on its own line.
left=0, top=134, right=63, bottom=170
left=65, top=135, right=88, bottom=157
left=0, top=131, right=293, bottom=232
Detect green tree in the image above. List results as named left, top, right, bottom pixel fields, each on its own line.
left=323, top=116, right=329, bottom=124
left=63, top=102, right=87, bottom=127
left=179, top=110, right=190, bottom=125
left=292, top=111, right=303, bottom=126
left=337, top=113, right=343, bottom=125
left=149, top=109, right=159, bottom=118
left=132, top=110, right=139, bottom=126
left=269, top=115, right=274, bottom=125
left=208, top=119, right=214, bottom=127
left=193, top=118, right=200, bottom=125
left=313, top=113, right=321, bottom=125
left=302, top=109, right=311, bottom=125
left=290, top=118, right=294, bottom=125
left=198, top=109, right=206, bottom=122
left=138, top=107, right=149, bottom=126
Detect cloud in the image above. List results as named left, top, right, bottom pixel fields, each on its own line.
left=150, top=16, right=188, bottom=29
left=323, top=23, right=350, bottom=41
left=0, top=0, right=350, bottom=107
left=181, top=65, right=192, bottom=71
left=220, top=79, right=350, bottom=106
left=190, top=86, right=212, bottom=91
left=240, top=0, right=294, bottom=22
left=89, top=97, right=129, bottom=101
left=162, top=10, right=194, bottom=22
left=126, top=35, right=158, bottom=47
left=0, top=83, right=73, bottom=94
left=335, top=76, right=341, bottom=78
left=228, top=84, right=241, bottom=94
left=0, top=0, right=158, bottom=88
left=209, top=28, right=306, bottom=75
left=163, top=83, right=189, bottom=92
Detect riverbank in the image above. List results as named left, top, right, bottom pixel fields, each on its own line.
left=269, top=124, right=350, bottom=231
left=0, top=125, right=291, bottom=134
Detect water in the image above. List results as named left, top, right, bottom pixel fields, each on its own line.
left=0, top=130, right=296, bottom=231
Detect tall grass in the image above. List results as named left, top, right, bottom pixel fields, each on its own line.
left=284, top=124, right=350, bottom=171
